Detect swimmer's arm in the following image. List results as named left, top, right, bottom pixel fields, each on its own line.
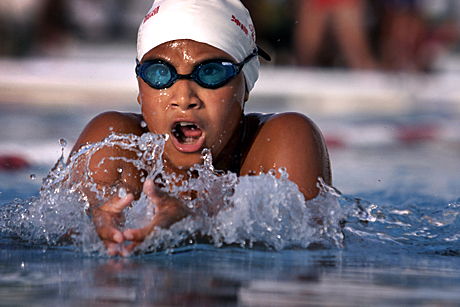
left=69, top=142, right=143, bottom=256
left=242, top=112, right=331, bottom=201
left=69, top=111, right=146, bottom=255
left=71, top=111, right=145, bottom=153
left=69, top=111, right=146, bottom=198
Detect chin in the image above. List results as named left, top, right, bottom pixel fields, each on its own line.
left=165, top=152, right=205, bottom=172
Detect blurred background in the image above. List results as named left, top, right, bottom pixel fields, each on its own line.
left=2, top=0, right=460, bottom=197
left=1, top=0, right=460, bottom=68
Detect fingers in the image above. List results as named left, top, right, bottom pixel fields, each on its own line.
left=99, top=193, right=134, bottom=214
left=121, top=226, right=157, bottom=257
left=97, top=224, right=124, bottom=243
left=111, top=181, right=191, bottom=256
left=143, top=178, right=155, bottom=198
left=123, top=227, right=151, bottom=242
left=143, top=178, right=166, bottom=203
left=92, top=193, right=135, bottom=256
left=93, top=194, right=133, bottom=243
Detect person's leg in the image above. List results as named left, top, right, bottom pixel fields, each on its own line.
left=380, top=2, right=426, bottom=70
left=294, top=0, right=330, bottom=66
left=332, top=0, right=377, bottom=69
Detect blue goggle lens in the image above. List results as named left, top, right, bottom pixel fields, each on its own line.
left=197, top=62, right=234, bottom=87
left=144, top=63, right=173, bottom=88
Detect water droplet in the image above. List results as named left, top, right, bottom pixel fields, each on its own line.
left=109, top=126, right=114, bottom=131
left=140, top=121, right=147, bottom=128
left=30, top=174, right=36, bottom=180
left=117, top=168, right=123, bottom=173
left=59, top=139, right=67, bottom=148
left=118, top=187, right=127, bottom=198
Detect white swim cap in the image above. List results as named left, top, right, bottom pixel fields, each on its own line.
left=137, top=0, right=268, bottom=92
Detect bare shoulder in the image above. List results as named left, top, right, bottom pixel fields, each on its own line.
left=71, top=111, right=146, bottom=152
left=242, top=112, right=331, bottom=200
left=247, top=112, right=327, bottom=155
left=261, top=112, right=322, bottom=136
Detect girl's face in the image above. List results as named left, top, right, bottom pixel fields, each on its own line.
left=137, top=39, right=248, bottom=171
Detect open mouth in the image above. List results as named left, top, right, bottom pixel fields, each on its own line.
left=171, top=122, right=203, bottom=151
left=171, top=122, right=203, bottom=146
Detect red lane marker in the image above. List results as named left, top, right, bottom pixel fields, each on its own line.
left=0, top=155, right=30, bottom=170
left=396, top=124, right=438, bottom=143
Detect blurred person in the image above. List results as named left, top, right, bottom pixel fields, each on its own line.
left=65, top=0, right=131, bottom=41
left=375, top=0, right=459, bottom=71
left=293, top=0, right=377, bottom=68
left=35, top=0, right=69, bottom=53
left=0, top=0, right=46, bottom=55
left=417, top=0, right=459, bottom=70
left=377, top=0, right=426, bottom=70
left=0, top=0, right=70, bottom=56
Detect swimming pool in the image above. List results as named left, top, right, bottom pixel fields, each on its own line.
left=2, top=52, right=460, bottom=305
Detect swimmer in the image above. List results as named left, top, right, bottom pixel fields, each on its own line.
left=70, top=0, right=331, bottom=256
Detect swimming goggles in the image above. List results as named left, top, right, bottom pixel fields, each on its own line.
left=135, top=46, right=270, bottom=89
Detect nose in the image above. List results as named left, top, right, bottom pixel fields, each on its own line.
left=169, top=79, right=201, bottom=110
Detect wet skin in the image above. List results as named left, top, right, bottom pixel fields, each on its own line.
left=70, top=39, right=331, bottom=256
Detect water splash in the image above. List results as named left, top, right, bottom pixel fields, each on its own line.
left=339, top=192, right=460, bottom=255
left=0, top=132, right=345, bottom=256
left=4, top=132, right=458, bottom=257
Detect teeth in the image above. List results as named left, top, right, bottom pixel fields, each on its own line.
left=173, top=122, right=201, bottom=144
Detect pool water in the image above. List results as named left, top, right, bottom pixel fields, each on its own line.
left=2, top=102, right=460, bottom=306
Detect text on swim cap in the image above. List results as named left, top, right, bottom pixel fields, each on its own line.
left=231, top=15, right=255, bottom=42
left=143, top=6, right=160, bottom=24
left=231, top=15, right=248, bottom=36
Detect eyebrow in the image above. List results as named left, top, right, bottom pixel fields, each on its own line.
left=142, top=56, right=236, bottom=66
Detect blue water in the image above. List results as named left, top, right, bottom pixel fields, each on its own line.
left=2, top=105, right=460, bottom=305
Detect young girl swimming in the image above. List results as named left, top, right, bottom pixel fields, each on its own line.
left=70, top=0, right=331, bottom=256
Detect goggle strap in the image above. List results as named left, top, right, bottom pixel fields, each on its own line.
left=256, top=46, right=271, bottom=62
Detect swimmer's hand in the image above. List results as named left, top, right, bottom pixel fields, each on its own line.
left=92, top=193, right=134, bottom=257
left=122, top=178, right=191, bottom=256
